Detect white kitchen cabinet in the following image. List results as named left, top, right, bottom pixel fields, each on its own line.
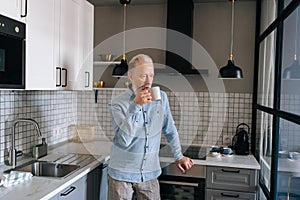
left=54, top=0, right=94, bottom=90
left=48, top=165, right=105, bottom=200
left=49, top=175, right=87, bottom=200
left=25, top=0, right=94, bottom=90
left=206, top=166, right=258, bottom=200
left=73, top=0, right=94, bottom=90
left=206, top=188, right=256, bottom=200
left=25, top=0, right=56, bottom=89
left=55, top=0, right=80, bottom=90
left=0, top=0, right=25, bottom=22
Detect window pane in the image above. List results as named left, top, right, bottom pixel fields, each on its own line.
left=257, top=30, right=276, bottom=108
left=281, top=6, right=300, bottom=116
left=260, top=0, right=277, bottom=34
left=256, top=110, right=273, bottom=191
left=277, top=118, right=300, bottom=199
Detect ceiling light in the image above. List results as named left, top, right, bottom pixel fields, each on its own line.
left=219, top=0, right=243, bottom=79
left=112, top=0, right=131, bottom=77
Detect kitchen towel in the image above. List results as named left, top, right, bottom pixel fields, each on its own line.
left=0, top=171, right=33, bottom=187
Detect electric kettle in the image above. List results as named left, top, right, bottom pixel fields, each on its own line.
left=232, top=123, right=250, bottom=155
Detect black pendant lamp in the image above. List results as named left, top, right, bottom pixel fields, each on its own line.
left=112, top=0, right=131, bottom=77
left=219, top=0, right=243, bottom=79
left=283, top=8, right=300, bottom=79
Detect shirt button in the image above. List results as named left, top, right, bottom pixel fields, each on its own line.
left=145, top=122, right=148, bottom=124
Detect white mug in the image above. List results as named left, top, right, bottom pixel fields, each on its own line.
left=150, top=86, right=161, bottom=101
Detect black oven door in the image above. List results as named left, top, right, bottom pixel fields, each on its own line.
left=0, top=14, right=25, bottom=89
left=159, top=175, right=205, bottom=200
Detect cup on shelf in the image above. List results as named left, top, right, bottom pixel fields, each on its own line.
left=99, top=54, right=114, bottom=61
left=124, top=81, right=130, bottom=88
left=95, top=81, right=104, bottom=88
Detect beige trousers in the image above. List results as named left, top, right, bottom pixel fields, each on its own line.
left=108, top=175, right=161, bottom=200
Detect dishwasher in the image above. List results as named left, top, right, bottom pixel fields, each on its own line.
left=86, top=159, right=108, bottom=200
left=99, top=159, right=108, bottom=200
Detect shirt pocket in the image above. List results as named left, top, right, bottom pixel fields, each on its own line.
left=148, top=104, right=165, bottom=134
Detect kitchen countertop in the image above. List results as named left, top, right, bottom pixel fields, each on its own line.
left=0, top=140, right=260, bottom=199
left=0, top=140, right=112, bottom=200
left=160, top=154, right=260, bottom=170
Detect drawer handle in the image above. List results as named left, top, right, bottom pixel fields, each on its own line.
left=60, top=186, right=76, bottom=196
left=159, top=180, right=199, bottom=187
left=221, top=193, right=240, bottom=198
left=221, top=169, right=240, bottom=173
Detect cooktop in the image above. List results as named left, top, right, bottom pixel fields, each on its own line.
left=159, top=144, right=207, bottom=160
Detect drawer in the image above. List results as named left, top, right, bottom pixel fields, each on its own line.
left=206, top=188, right=256, bottom=200
left=206, top=166, right=257, bottom=192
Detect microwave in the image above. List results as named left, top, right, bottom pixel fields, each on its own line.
left=0, top=14, right=25, bottom=89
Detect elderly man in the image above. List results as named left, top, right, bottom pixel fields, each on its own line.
left=108, top=54, right=194, bottom=200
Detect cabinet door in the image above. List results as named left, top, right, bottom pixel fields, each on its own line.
left=0, top=0, right=25, bottom=22
left=25, top=0, right=56, bottom=89
left=58, top=0, right=80, bottom=90
left=73, top=0, right=94, bottom=90
left=206, top=166, right=257, bottom=192
left=58, top=176, right=87, bottom=200
left=206, top=189, right=256, bottom=200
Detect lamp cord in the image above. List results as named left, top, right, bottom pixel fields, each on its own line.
left=230, top=0, right=235, bottom=61
left=123, top=4, right=127, bottom=60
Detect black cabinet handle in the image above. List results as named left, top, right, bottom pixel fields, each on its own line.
left=85, top=71, right=90, bottom=87
left=221, top=193, right=240, bottom=198
left=56, top=67, right=61, bottom=87
left=21, top=0, right=28, bottom=17
left=60, top=186, right=76, bottom=196
left=221, top=169, right=240, bottom=173
left=62, top=68, right=67, bottom=87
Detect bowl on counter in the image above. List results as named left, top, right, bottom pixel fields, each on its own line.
left=222, top=147, right=233, bottom=155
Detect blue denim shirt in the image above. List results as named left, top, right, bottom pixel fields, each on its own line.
left=108, top=89, right=183, bottom=183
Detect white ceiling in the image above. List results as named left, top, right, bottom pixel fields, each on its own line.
left=87, top=0, right=255, bottom=7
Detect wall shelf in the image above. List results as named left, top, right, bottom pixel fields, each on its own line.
left=93, top=87, right=127, bottom=90
left=93, top=61, right=120, bottom=66
left=93, top=87, right=127, bottom=103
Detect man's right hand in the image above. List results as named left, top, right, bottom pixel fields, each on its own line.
left=134, top=88, right=152, bottom=106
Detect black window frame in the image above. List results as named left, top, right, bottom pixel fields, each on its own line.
left=252, top=0, right=300, bottom=200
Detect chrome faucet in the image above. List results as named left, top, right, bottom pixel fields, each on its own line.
left=7, top=118, right=42, bottom=168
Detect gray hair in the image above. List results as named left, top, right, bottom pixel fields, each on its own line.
left=128, top=54, right=153, bottom=71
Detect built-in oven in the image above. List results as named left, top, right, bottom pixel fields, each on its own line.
left=159, top=163, right=206, bottom=200
left=0, top=14, right=25, bottom=89
left=159, top=145, right=207, bottom=200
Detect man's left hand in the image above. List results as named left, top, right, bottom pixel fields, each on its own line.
left=176, top=156, right=194, bottom=172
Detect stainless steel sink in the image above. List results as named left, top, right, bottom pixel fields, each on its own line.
left=4, top=160, right=80, bottom=178
left=3, top=153, right=100, bottom=178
